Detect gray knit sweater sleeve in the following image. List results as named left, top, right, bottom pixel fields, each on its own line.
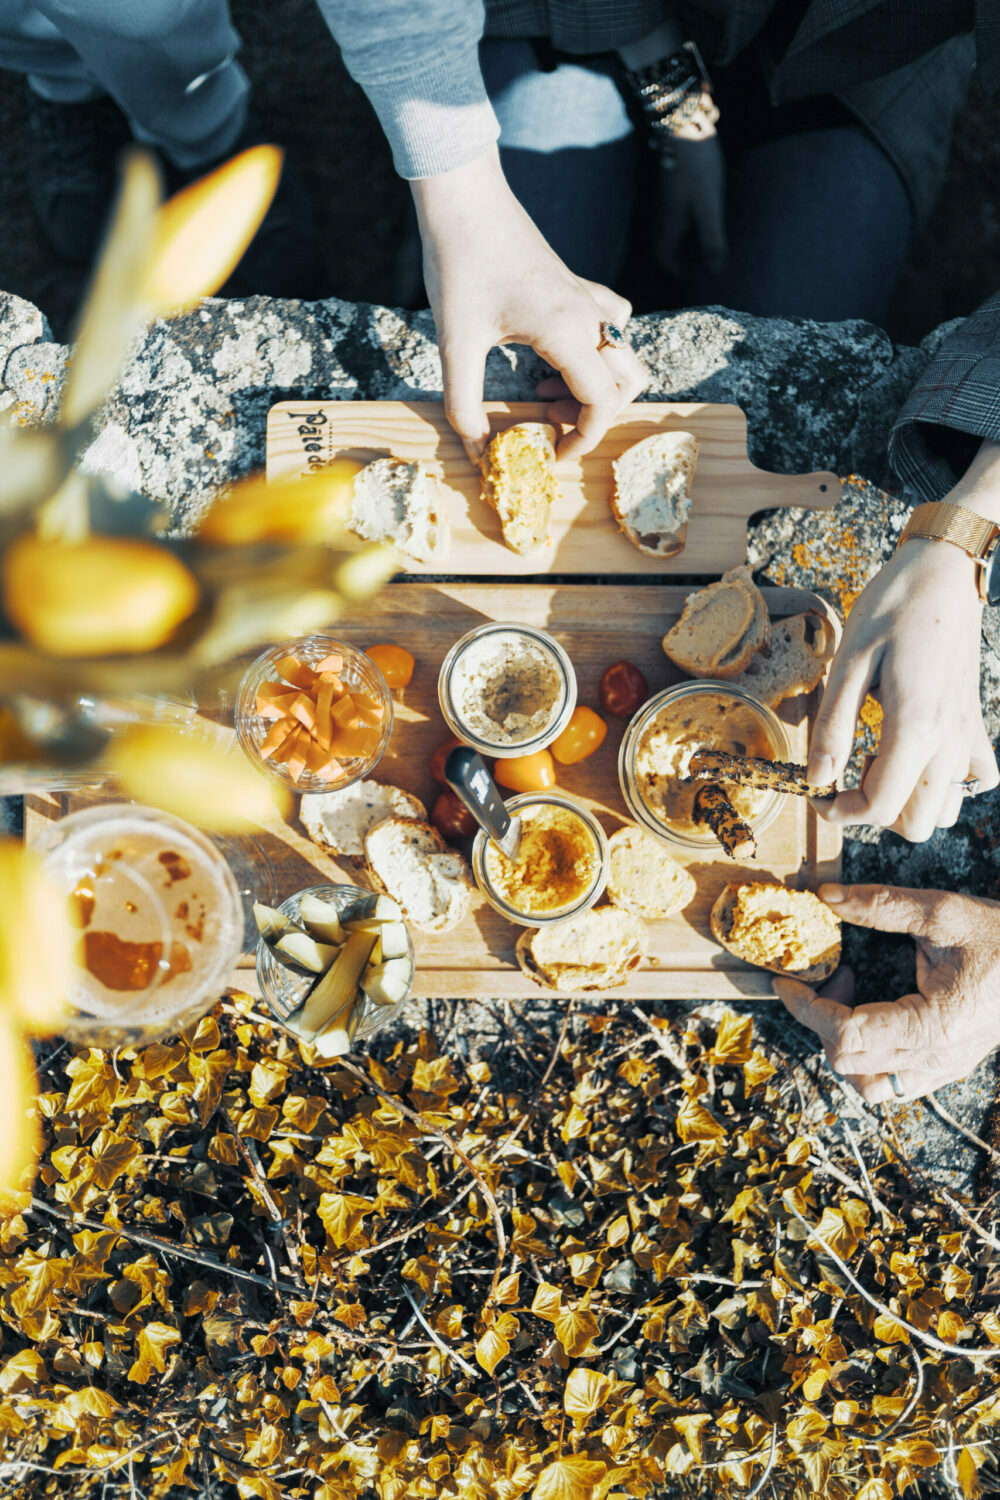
left=315, top=0, right=499, bottom=179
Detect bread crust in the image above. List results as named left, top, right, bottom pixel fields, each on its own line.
left=710, top=881, right=840, bottom=984
left=301, top=781, right=426, bottom=860
left=727, top=606, right=839, bottom=707
left=363, top=815, right=471, bottom=933
left=662, top=565, right=770, bottom=679
left=610, top=430, right=699, bottom=558
left=515, top=909, right=648, bottom=992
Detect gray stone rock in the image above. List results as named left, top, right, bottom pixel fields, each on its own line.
left=0, top=291, right=51, bottom=419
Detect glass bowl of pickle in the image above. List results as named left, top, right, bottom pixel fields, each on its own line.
left=254, top=883, right=414, bottom=1055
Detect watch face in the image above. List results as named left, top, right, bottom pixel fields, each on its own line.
left=988, top=542, right=1000, bottom=608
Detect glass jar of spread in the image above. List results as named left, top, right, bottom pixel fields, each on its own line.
left=618, top=681, right=792, bottom=851
left=438, top=622, right=577, bottom=758
left=472, top=792, right=608, bottom=926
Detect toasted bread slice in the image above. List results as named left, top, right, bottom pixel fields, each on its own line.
left=662, top=565, right=770, bottom=679
left=301, top=780, right=426, bottom=859
left=606, top=825, right=696, bottom=920
left=479, top=423, right=558, bottom=554
left=611, top=430, right=699, bottom=557
left=710, top=881, right=841, bottom=984
left=727, top=608, right=838, bottom=707
left=350, top=457, right=448, bottom=564
left=363, top=816, right=471, bottom=933
left=516, top=907, right=648, bottom=993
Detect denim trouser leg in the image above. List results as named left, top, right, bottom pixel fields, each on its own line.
left=696, top=123, right=916, bottom=322
left=0, top=0, right=249, bottom=167
left=479, top=38, right=638, bottom=288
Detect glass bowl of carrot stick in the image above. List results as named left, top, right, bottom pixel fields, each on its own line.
left=236, top=634, right=393, bottom=793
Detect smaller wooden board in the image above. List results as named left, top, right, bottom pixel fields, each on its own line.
left=265, top=400, right=838, bottom=577
left=26, top=584, right=842, bottom=1003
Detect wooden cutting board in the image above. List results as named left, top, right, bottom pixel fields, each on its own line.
left=265, top=401, right=839, bottom=577
left=26, top=584, right=842, bottom=1002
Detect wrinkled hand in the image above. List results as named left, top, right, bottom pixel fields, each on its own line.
left=773, top=882, right=1000, bottom=1103
left=654, top=135, right=727, bottom=279
left=807, top=539, right=997, bottom=840
left=412, top=148, right=648, bottom=464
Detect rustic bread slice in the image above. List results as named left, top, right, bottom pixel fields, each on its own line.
left=350, top=457, right=448, bottom=564
left=606, top=825, right=696, bottom=920
left=363, top=816, right=471, bottom=933
left=479, top=423, right=558, bottom=554
left=710, top=881, right=841, bottom=984
left=727, top=608, right=838, bottom=707
left=610, top=430, right=699, bottom=557
left=301, top=780, right=426, bottom=859
left=661, top=564, right=770, bottom=678
left=516, top=907, right=648, bottom=993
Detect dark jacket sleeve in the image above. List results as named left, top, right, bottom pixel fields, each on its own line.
left=889, top=292, right=1000, bottom=501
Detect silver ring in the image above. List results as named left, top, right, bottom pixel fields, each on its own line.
left=888, top=1072, right=906, bottom=1099
left=954, top=776, right=981, bottom=798
left=597, top=321, right=627, bottom=352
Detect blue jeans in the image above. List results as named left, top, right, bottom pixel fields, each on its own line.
left=480, top=37, right=916, bottom=323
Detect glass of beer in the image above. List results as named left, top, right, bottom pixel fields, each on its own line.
left=38, top=804, right=245, bottom=1047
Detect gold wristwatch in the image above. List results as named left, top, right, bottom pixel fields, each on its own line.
left=897, top=500, right=1000, bottom=605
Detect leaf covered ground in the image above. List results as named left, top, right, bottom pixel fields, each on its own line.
left=2, top=998, right=999, bottom=1499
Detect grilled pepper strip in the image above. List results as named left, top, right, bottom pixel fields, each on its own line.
left=693, top=784, right=757, bottom=860
left=686, top=748, right=837, bottom=800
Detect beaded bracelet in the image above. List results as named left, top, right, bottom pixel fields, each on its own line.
left=624, top=40, right=719, bottom=168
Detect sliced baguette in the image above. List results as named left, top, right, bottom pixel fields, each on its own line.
left=710, top=881, right=841, bottom=984
left=350, top=457, right=448, bottom=564
left=662, top=564, right=770, bottom=679
left=727, top=608, right=838, bottom=707
left=301, top=780, right=426, bottom=859
left=479, top=423, right=558, bottom=554
left=606, top=825, right=696, bottom=920
left=516, top=907, right=648, bottom=993
left=611, top=430, right=699, bottom=557
left=363, top=816, right=471, bottom=934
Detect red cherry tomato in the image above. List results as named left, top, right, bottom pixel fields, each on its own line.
left=430, top=735, right=464, bottom=786
left=551, top=706, right=607, bottom=765
left=366, top=643, right=415, bottom=689
left=599, top=660, right=648, bottom=718
left=494, top=750, right=557, bottom=793
left=430, top=789, right=477, bottom=841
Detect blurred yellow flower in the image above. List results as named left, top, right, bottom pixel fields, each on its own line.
left=0, top=842, right=72, bottom=1036
left=199, top=461, right=363, bottom=545
left=112, top=725, right=291, bottom=832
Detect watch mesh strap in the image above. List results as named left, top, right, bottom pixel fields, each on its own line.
left=898, top=501, right=998, bottom=560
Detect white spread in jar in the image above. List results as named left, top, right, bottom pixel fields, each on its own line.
left=635, top=690, right=776, bottom=835
left=449, top=630, right=564, bottom=747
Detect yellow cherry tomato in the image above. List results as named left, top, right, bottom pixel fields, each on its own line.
left=366, top=643, right=415, bottom=689
left=551, top=706, right=608, bottom=765
left=494, top=750, right=556, bottom=793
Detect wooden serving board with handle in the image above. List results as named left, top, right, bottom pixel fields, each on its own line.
left=26, top=583, right=843, bottom=1002
left=265, top=400, right=839, bottom=576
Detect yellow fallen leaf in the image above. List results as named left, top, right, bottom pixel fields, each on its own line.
left=475, top=1327, right=509, bottom=1376
left=139, top=145, right=282, bottom=318
left=532, top=1456, right=607, bottom=1500
left=563, top=1367, right=612, bottom=1425
left=111, top=724, right=289, bottom=831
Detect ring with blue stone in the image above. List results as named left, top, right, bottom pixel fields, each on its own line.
left=597, top=322, right=627, bottom=352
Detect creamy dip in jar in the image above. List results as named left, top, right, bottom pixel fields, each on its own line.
left=438, top=623, right=577, bottom=756
left=473, top=793, right=608, bottom=926
left=619, top=682, right=791, bottom=851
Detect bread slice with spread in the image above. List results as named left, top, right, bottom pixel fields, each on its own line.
left=662, top=564, right=769, bottom=678
left=350, top=457, right=448, bottom=564
left=710, top=881, right=841, bottom=984
left=516, top=907, right=648, bottom=992
left=479, top=423, right=559, bottom=554
left=301, top=780, right=426, bottom=860
left=611, top=430, right=699, bottom=557
left=606, top=825, right=696, bottom=920
left=364, top=816, right=471, bottom=933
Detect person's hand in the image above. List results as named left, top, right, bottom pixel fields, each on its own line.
left=773, top=883, right=1000, bottom=1103
left=654, top=135, right=727, bottom=279
left=411, top=148, right=648, bottom=464
left=806, top=539, right=998, bottom=841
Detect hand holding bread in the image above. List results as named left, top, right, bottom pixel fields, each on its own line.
left=774, top=883, right=1000, bottom=1104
